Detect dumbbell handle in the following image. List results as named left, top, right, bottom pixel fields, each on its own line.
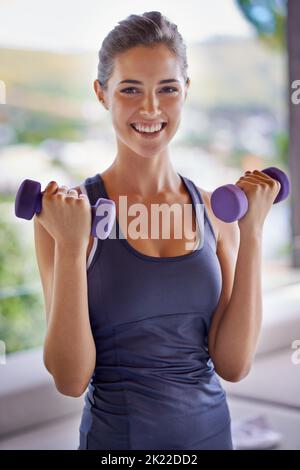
left=211, top=167, right=290, bottom=223
left=14, top=179, right=116, bottom=239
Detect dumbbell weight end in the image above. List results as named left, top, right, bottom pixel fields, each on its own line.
left=211, top=167, right=290, bottom=223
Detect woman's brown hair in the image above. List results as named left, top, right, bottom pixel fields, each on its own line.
left=97, top=11, right=190, bottom=91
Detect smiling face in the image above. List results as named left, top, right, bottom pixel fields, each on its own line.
left=94, top=43, right=190, bottom=159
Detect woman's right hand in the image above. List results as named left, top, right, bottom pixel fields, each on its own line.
left=34, top=181, right=92, bottom=250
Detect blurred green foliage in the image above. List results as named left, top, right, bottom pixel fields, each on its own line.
left=12, top=110, right=86, bottom=145
left=0, top=201, right=45, bottom=354
left=273, top=129, right=289, bottom=166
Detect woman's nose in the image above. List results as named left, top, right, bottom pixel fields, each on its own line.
left=141, top=93, right=160, bottom=113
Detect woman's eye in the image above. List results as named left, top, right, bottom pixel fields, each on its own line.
left=162, top=87, right=178, bottom=93
left=120, top=87, right=178, bottom=94
left=120, top=88, right=139, bottom=94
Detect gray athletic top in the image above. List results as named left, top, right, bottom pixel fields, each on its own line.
left=77, top=172, right=232, bottom=450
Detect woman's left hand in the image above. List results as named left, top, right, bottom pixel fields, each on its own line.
left=235, top=169, right=281, bottom=236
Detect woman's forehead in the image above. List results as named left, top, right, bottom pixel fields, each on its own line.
left=112, top=52, right=182, bottom=84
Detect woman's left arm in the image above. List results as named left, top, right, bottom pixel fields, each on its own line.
left=207, top=169, right=281, bottom=382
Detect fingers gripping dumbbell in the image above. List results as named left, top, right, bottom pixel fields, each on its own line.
left=14, top=179, right=116, bottom=239
left=211, top=167, right=290, bottom=223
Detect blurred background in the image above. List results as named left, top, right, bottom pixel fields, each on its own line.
left=0, top=0, right=299, bottom=450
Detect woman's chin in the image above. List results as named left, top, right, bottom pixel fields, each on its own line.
left=127, top=125, right=171, bottom=150
left=126, top=141, right=168, bottom=159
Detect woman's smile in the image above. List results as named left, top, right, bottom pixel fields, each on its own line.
left=129, top=122, right=168, bottom=139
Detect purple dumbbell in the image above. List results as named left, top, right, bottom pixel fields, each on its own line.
left=14, top=179, right=116, bottom=239
left=211, top=167, right=290, bottom=223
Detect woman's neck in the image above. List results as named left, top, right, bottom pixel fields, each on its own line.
left=102, top=155, right=182, bottom=198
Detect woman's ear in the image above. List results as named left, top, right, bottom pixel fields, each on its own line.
left=184, top=78, right=190, bottom=100
left=93, top=79, right=108, bottom=109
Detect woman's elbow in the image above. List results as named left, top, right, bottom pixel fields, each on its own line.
left=55, top=379, right=87, bottom=397
left=221, top=372, right=247, bottom=383
left=216, top=363, right=252, bottom=383
left=43, top=361, right=83, bottom=396
left=43, top=354, right=92, bottom=397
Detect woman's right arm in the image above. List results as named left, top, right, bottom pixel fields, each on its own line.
left=33, top=190, right=96, bottom=397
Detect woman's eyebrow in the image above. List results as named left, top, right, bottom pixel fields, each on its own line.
left=118, top=79, right=180, bottom=85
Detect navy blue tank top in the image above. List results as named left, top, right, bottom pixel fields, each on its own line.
left=78, top=172, right=233, bottom=450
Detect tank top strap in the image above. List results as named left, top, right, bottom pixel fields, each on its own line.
left=79, top=173, right=105, bottom=206
left=180, top=174, right=218, bottom=247
left=79, top=174, right=107, bottom=270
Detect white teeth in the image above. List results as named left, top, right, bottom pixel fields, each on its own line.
left=132, top=123, right=163, bottom=133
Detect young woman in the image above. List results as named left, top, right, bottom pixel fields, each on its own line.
left=34, top=11, right=281, bottom=450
